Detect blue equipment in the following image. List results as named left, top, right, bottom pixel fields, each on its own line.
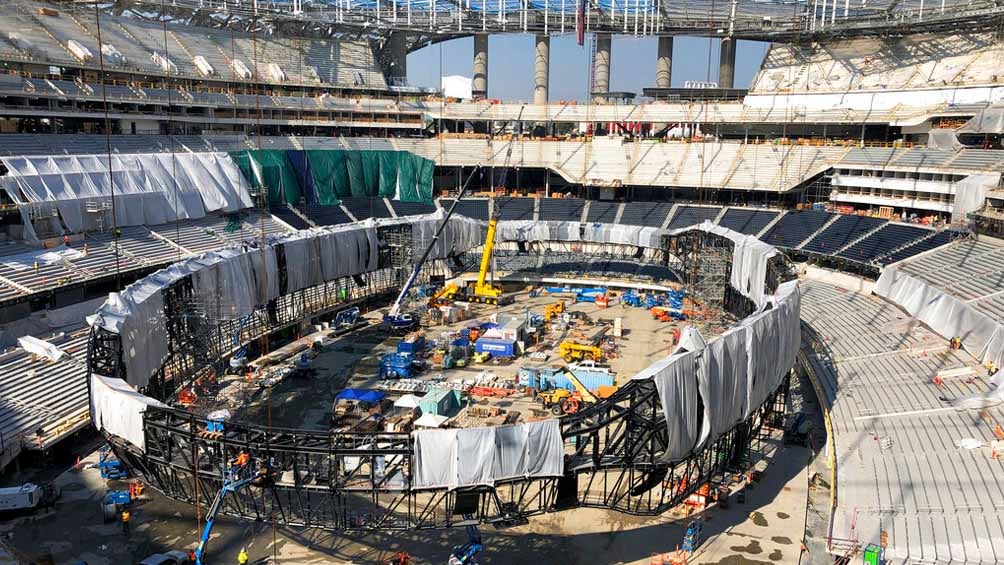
left=383, top=165, right=482, bottom=333
left=380, top=353, right=417, bottom=379
left=448, top=514, right=483, bottom=565
left=334, top=307, right=360, bottom=328
left=104, top=490, right=131, bottom=506
left=194, top=471, right=255, bottom=565
left=621, top=290, right=643, bottom=307
left=682, top=520, right=703, bottom=552
left=98, top=446, right=127, bottom=480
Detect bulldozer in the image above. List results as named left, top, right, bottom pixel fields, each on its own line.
left=535, top=368, right=617, bottom=415
left=558, top=341, right=603, bottom=363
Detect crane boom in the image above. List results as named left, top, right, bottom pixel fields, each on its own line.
left=194, top=475, right=254, bottom=565
left=385, top=164, right=482, bottom=326
left=473, top=218, right=498, bottom=292
left=563, top=368, right=599, bottom=404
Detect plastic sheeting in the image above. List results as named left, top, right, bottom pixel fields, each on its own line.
left=926, top=128, right=964, bottom=150
left=1, top=153, right=253, bottom=232
left=17, top=335, right=69, bottom=362
left=411, top=419, right=563, bottom=489
left=92, top=212, right=481, bottom=388
left=959, top=106, right=1004, bottom=134
left=953, top=173, right=1001, bottom=223
left=228, top=150, right=301, bottom=205
left=876, top=267, right=1004, bottom=367
left=89, top=374, right=167, bottom=451
left=637, top=351, right=705, bottom=463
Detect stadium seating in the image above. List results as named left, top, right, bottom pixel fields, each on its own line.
left=538, top=198, right=586, bottom=221
left=494, top=198, right=535, bottom=221
left=341, top=197, right=392, bottom=220
left=300, top=204, right=353, bottom=227
left=389, top=200, right=438, bottom=217
left=716, top=208, right=780, bottom=235
left=586, top=201, right=620, bottom=223
left=667, top=205, right=721, bottom=230
left=801, top=214, right=886, bottom=254
left=760, top=209, right=834, bottom=248
left=836, top=223, right=930, bottom=263
left=448, top=199, right=490, bottom=221
left=878, top=229, right=960, bottom=265
left=619, top=202, right=675, bottom=227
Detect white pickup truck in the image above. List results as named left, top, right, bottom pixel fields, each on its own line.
left=567, top=360, right=614, bottom=375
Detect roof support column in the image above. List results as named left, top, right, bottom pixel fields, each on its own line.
left=656, top=36, right=673, bottom=89
left=592, top=33, right=612, bottom=103
left=473, top=33, right=489, bottom=97
left=534, top=34, right=550, bottom=104
left=719, top=38, right=736, bottom=89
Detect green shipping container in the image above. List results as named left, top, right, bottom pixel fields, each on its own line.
left=863, top=544, right=883, bottom=565
left=418, top=388, right=462, bottom=417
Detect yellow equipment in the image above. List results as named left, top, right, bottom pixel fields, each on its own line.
left=428, top=283, right=459, bottom=307
left=543, top=301, right=565, bottom=321
left=536, top=368, right=617, bottom=415
left=466, top=218, right=505, bottom=304
left=558, top=341, right=603, bottom=363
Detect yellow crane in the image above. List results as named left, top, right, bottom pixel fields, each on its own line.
left=428, top=283, right=459, bottom=307
left=558, top=341, right=603, bottom=363
left=466, top=217, right=505, bottom=304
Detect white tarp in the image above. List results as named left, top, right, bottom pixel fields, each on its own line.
left=876, top=267, right=1004, bottom=367
left=17, top=335, right=69, bottom=362
left=0, top=245, right=83, bottom=272
left=411, top=419, right=563, bottom=489
left=0, top=153, right=254, bottom=232
left=953, top=173, right=1001, bottom=223
left=89, top=374, right=167, bottom=451
left=635, top=352, right=704, bottom=463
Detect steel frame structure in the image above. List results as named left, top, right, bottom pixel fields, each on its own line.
left=89, top=228, right=798, bottom=531
left=85, top=0, right=1004, bottom=42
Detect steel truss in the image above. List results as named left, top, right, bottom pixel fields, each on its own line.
left=90, top=230, right=798, bottom=531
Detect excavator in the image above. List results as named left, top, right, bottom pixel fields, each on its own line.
left=536, top=368, right=618, bottom=415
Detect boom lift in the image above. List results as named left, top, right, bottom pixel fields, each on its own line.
left=447, top=514, right=483, bottom=565
left=382, top=164, right=482, bottom=333
left=558, top=341, right=603, bottom=363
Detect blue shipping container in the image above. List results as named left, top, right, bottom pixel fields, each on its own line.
left=475, top=337, right=516, bottom=357
left=517, top=366, right=614, bottom=392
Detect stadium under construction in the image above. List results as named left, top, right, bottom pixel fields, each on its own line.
left=0, top=0, right=1003, bottom=564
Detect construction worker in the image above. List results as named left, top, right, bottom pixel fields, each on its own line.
left=237, top=547, right=249, bottom=564
left=233, top=451, right=250, bottom=467
left=989, top=360, right=999, bottom=377
left=121, top=509, right=131, bottom=537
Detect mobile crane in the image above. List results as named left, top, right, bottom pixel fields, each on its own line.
left=536, top=367, right=617, bottom=415
left=464, top=216, right=507, bottom=304
left=382, top=165, right=482, bottom=333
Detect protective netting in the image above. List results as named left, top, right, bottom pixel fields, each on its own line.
left=228, top=150, right=301, bottom=206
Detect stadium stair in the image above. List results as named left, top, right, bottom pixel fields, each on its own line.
left=796, top=213, right=840, bottom=250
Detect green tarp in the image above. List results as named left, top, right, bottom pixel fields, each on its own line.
left=228, top=150, right=302, bottom=206
left=228, top=149, right=435, bottom=205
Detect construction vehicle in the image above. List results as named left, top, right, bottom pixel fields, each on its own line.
left=428, top=284, right=459, bottom=308
left=0, top=482, right=60, bottom=513
left=194, top=460, right=276, bottom=565
left=380, top=353, right=419, bottom=379
left=574, top=287, right=607, bottom=303
left=334, top=306, right=361, bottom=328
left=621, top=290, right=644, bottom=307
left=558, top=341, right=603, bottom=363
left=543, top=301, right=565, bottom=321
left=383, top=165, right=481, bottom=333
left=652, top=306, right=687, bottom=322
left=465, top=216, right=510, bottom=305
left=99, top=445, right=127, bottom=479
left=448, top=514, right=483, bottom=565
left=535, top=367, right=617, bottom=415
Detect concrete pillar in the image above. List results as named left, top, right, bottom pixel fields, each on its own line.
left=473, top=33, right=489, bottom=97
left=533, top=34, right=550, bottom=104
left=656, top=36, right=673, bottom=89
left=719, top=38, right=737, bottom=89
left=592, top=34, right=612, bottom=102
left=385, top=32, right=409, bottom=85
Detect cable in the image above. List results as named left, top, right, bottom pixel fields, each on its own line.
left=92, top=0, right=121, bottom=290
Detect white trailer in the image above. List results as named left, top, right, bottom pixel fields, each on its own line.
left=0, top=483, right=59, bottom=512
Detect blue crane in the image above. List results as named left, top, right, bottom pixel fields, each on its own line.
left=382, top=164, right=482, bottom=333
left=447, top=514, right=483, bottom=565
left=194, top=465, right=256, bottom=565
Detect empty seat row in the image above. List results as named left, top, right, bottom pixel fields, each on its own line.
left=538, top=198, right=585, bottom=221
left=760, top=210, right=834, bottom=249
left=716, top=208, right=779, bottom=235
left=667, top=205, right=721, bottom=230
left=620, top=202, right=675, bottom=227
left=801, top=214, right=886, bottom=254
left=836, top=223, right=930, bottom=263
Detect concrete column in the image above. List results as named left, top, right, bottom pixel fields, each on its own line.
left=473, top=33, right=489, bottom=97
left=533, top=34, right=550, bottom=104
left=656, top=36, right=673, bottom=89
left=592, top=34, right=612, bottom=102
left=385, top=32, right=409, bottom=85
left=719, top=38, right=737, bottom=89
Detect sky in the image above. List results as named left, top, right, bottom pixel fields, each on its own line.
left=407, top=34, right=770, bottom=101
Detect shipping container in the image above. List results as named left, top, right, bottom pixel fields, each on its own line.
left=475, top=337, right=517, bottom=357
left=419, top=388, right=462, bottom=417
left=517, top=365, right=615, bottom=392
